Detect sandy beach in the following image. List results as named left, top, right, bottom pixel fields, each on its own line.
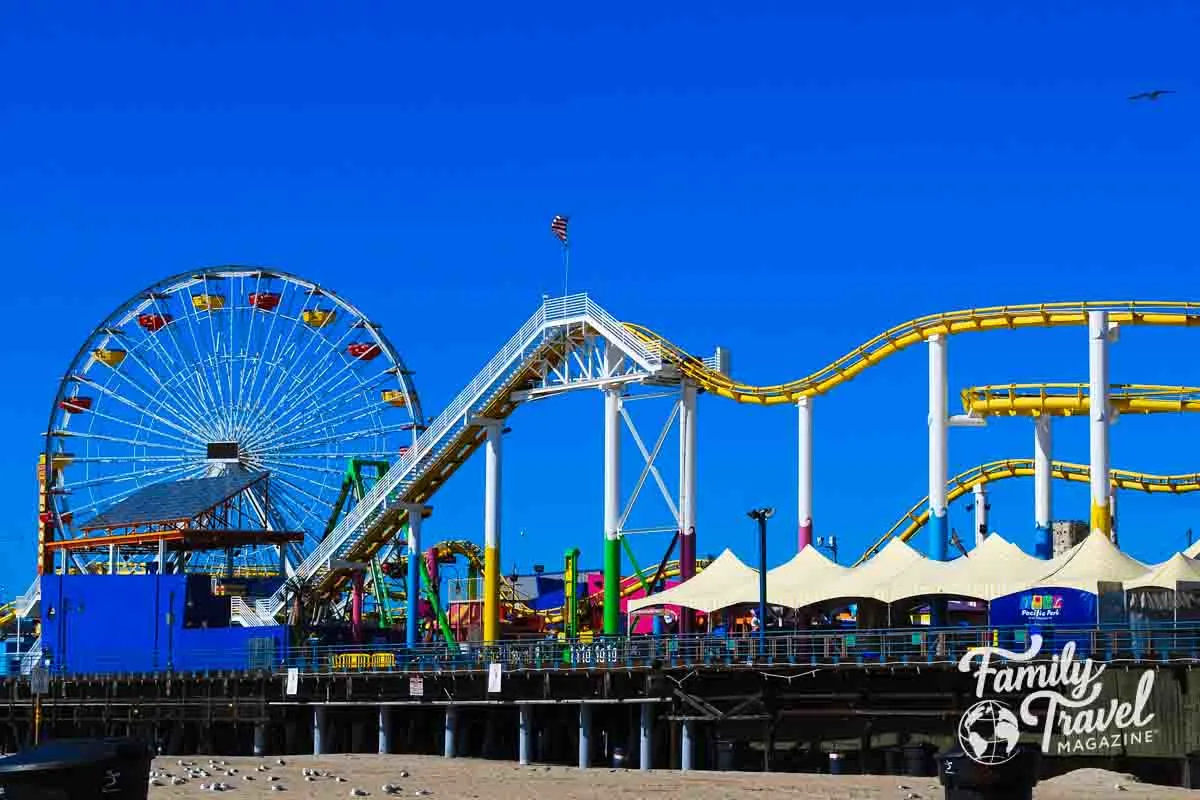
left=149, top=755, right=1200, bottom=799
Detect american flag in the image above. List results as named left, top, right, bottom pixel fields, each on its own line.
left=550, top=214, right=569, bottom=244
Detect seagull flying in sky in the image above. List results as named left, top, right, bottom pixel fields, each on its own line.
left=1128, top=89, right=1176, bottom=101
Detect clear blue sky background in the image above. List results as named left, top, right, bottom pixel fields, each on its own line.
left=1, top=1, right=1197, bottom=596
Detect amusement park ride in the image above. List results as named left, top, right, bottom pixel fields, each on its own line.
left=19, top=266, right=1200, bottom=663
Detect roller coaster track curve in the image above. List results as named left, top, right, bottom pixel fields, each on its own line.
left=858, top=459, right=1200, bottom=566
left=626, top=302, right=1200, bottom=404
left=962, top=383, right=1200, bottom=416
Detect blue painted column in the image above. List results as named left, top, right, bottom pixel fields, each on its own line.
left=518, top=705, right=532, bottom=765
left=405, top=506, right=426, bottom=647
left=680, top=719, right=694, bottom=771
left=443, top=707, right=457, bottom=758
left=578, top=704, right=592, bottom=768
left=639, top=703, right=653, bottom=771
left=312, top=707, right=327, bottom=755
left=378, top=706, right=392, bottom=754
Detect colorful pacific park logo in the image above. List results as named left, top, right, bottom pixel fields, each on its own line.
left=1018, top=592, right=1063, bottom=619
left=955, top=635, right=1158, bottom=764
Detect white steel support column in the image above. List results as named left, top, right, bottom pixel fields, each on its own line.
left=1034, top=415, right=1054, bottom=559
left=108, top=544, right=117, bottom=575
left=678, top=381, right=698, bottom=633
left=972, top=483, right=989, bottom=546
left=796, top=396, right=814, bottom=551
left=482, top=421, right=503, bottom=643
left=927, top=334, right=949, bottom=562
left=1110, top=488, right=1119, bottom=547
left=1088, top=311, right=1112, bottom=540
left=602, top=386, right=622, bottom=636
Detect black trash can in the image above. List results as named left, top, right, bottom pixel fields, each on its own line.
left=883, top=747, right=903, bottom=775
left=611, top=746, right=627, bottom=769
left=903, top=743, right=935, bottom=777
left=937, top=743, right=1041, bottom=800
left=827, top=752, right=844, bottom=775
left=0, top=737, right=153, bottom=800
left=715, top=739, right=736, bottom=771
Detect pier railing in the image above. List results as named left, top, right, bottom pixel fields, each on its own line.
left=31, top=624, right=1200, bottom=679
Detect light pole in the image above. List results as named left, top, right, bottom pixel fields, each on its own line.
left=747, top=507, right=774, bottom=652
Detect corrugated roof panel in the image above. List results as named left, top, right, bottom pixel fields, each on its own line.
left=82, top=471, right=268, bottom=530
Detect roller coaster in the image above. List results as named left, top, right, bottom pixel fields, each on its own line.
left=859, top=460, right=1200, bottom=565
left=35, top=274, right=1200, bottom=650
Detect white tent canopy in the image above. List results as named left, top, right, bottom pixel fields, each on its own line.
left=1018, top=531, right=1147, bottom=594
left=880, top=533, right=1048, bottom=603
left=779, top=537, right=922, bottom=607
left=626, top=548, right=758, bottom=614
left=1186, top=538, right=1200, bottom=559
left=758, top=544, right=852, bottom=608
left=1125, top=552, right=1200, bottom=590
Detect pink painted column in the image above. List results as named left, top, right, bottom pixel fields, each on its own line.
left=351, top=570, right=364, bottom=643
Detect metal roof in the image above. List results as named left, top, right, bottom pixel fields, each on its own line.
left=81, top=471, right=269, bottom=530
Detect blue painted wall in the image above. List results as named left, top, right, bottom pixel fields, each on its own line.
left=40, top=574, right=288, bottom=674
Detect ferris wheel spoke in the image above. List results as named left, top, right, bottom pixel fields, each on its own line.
left=268, top=473, right=333, bottom=520
left=70, top=375, right=209, bottom=446
left=52, top=429, right=204, bottom=453
left=264, top=319, right=362, bottom=425
left=129, top=325, right=223, bottom=437
left=269, top=352, right=387, bottom=434
left=270, top=367, right=394, bottom=438
left=174, top=289, right=233, bottom=437
left=232, top=277, right=290, bottom=435
left=245, top=281, right=322, bottom=427
left=120, top=338, right=218, bottom=438
left=145, top=296, right=224, bottom=423
left=81, top=409, right=201, bottom=452
left=260, top=450, right=394, bottom=461
left=89, top=362, right=210, bottom=441
left=253, top=457, right=346, bottom=481
left=251, top=401, right=383, bottom=455
left=231, top=274, right=263, bottom=434
left=245, top=372, right=388, bottom=453
left=66, top=454, right=197, bottom=464
left=63, top=459, right=204, bottom=492
left=268, top=422, right=412, bottom=454
left=252, top=324, right=333, bottom=437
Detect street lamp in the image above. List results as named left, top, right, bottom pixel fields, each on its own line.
left=747, top=507, right=775, bottom=651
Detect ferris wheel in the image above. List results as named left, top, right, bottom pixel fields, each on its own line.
left=42, top=266, right=423, bottom=573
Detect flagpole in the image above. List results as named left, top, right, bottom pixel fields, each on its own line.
left=562, top=242, right=570, bottom=298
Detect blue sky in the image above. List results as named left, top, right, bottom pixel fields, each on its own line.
left=1, top=2, right=1197, bottom=595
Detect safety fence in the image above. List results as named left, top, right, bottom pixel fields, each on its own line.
left=28, top=625, right=1200, bottom=679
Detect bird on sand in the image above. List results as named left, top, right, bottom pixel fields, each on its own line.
left=1128, top=89, right=1176, bottom=101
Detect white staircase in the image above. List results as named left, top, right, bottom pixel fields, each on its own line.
left=230, top=596, right=272, bottom=627
left=265, top=294, right=661, bottom=617
left=14, top=579, right=39, bottom=621
left=19, top=637, right=42, bottom=675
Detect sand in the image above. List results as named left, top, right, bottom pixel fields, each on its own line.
left=149, top=755, right=1200, bottom=799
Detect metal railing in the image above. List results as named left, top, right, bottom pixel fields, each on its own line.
left=15, top=579, right=39, bottom=619
left=231, top=597, right=271, bottom=627
left=31, top=624, right=1200, bottom=679
left=269, top=294, right=663, bottom=617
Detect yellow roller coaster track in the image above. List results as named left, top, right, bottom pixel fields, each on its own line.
left=626, top=301, right=1200, bottom=404
left=857, top=460, right=1200, bottom=566
left=963, top=383, right=1200, bottom=416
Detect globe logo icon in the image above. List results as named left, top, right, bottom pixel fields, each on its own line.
left=958, top=700, right=1021, bottom=765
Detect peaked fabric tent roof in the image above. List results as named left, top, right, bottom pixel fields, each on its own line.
left=880, top=533, right=1047, bottom=602
left=1020, top=531, right=1147, bottom=594
left=759, top=545, right=853, bottom=608
left=781, top=537, right=922, bottom=607
left=1186, top=538, right=1200, bottom=559
left=626, top=549, right=758, bottom=614
left=1125, top=552, right=1200, bottom=590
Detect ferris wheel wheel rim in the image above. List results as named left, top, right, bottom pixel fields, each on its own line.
left=41, top=264, right=423, bottom=555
